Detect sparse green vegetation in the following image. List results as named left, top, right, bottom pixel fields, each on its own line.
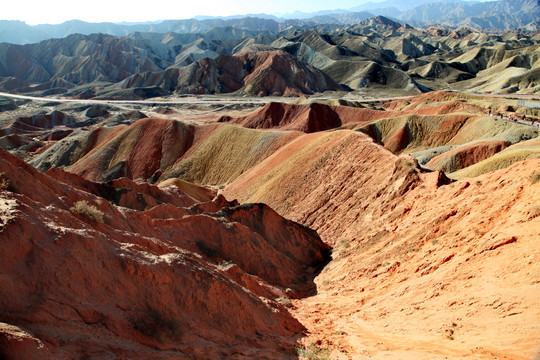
left=405, top=160, right=416, bottom=168
left=275, top=296, right=293, bottom=308
left=285, top=288, right=295, bottom=297
left=335, top=330, right=347, bottom=335
left=293, top=343, right=331, bottom=360
left=322, top=279, right=331, bottom=287
left=337, top=237, right=350, bottom=249
left=445, top=322, right=457, bottom=340
left=334, top=237, right=351, bottom=256
left=70, top=200, right=104, bottom=223
left=530, top=172, right=540, bottom=184
left=431, top=239, right=439, bottom=245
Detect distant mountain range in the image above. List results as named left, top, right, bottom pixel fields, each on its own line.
left=1, top=14, right=538, bottom=98
left=397, top=0, right=539, bottom=28
left=0, top=0, right=538, bottom=45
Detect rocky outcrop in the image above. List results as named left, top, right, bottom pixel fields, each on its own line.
left=1, top=19, right=539, bottom=96
left=219, top=102, right=342, bottom=133
left=0, top=111, right=77, bottom=136
left=0, top=33, right=166, bottom=88
left=0, top=147, right=329, bottom=359
left=115, top=48, right=342, bottom=96
left=222, top=124, right=540, bottom=359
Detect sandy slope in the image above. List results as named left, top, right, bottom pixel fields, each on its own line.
left=228, top=152, right=540, bottom=359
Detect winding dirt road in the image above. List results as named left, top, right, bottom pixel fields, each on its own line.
left=1, top=90, right=538, bottom=107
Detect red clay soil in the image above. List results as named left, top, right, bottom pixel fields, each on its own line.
left=218, top=102, right=394, bottom=132
left=0, top=147, right=330, bottom=359
left=219, top=102, right=342, bottom=133
left=217, top=93, right=486, bottom=134
left=291, top=158, right=540, bottom=359
left=46, top=168, right=208, bottom=210
left=1, top=90, right=537, bottom=359
left=224, top=130, right=423, bottom=242
left=384, top=123, right=411, bottom=153
left=224, top=129, right=540, bottom=359
left=68, top=118, right=197, bottom=182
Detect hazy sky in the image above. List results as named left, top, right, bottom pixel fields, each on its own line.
left=3, top=0, right=388, bottom=25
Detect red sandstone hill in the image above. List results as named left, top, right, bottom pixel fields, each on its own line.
left=3, top=93, right=529, bottom=203
left=217, top=92, right=538, bottom=175
left=43, top=117, right=305, bottom=185
left=217, top=101, right=396, bottom=133
left=0, top=90, right=538, bottom=359
left=114, top=48, right=341, bottom=96
left=218, top=102, right=342, bottom=133
left=223, top=128, right=540, bottom=359
left=0, top=111, right=77, bottom=137
left=19, top=92, right=536, bottom=191
left=216, top=92, right=490, bottom=135
left=0, top=147, right=330, bottom=359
